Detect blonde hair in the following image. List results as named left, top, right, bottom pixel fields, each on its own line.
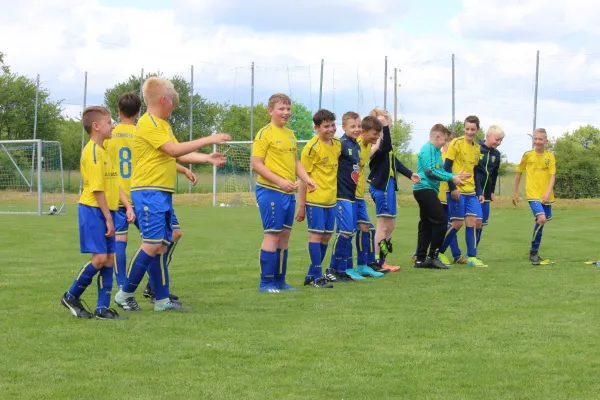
left=533, top=127, right=547, bottom=138
left=369, top=107, right=391, bottom=120
left=142, top=77, right=177, bottom=106
left=486, top=125, right=505, bottom=138
left=268, top=93, right=291, bottom=109
left=342, top=111, right=360, bottom=125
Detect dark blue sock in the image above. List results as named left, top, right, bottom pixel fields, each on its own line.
left=275, top=249, right=289, bottom=284
left=368, top=227, right=376, bottom=264
left=307, top=242, right=322, bottom=279
left=115, top=241, right=127, bottom=289
left=466, top=226, right=476, bottom=257
left=448, top=223, right=462, bottom=258
left=346, top=237, right=354, bottom=270
left=476, top=228, right=483, bottom=248
left=334, top=235, right=350, bottom=272
left=67, top=262, right=99, bottom=300
left=147, top=254, right=169, bottom=301
left=531, top=223, right=544, bottom=251
left=357, top=231, right=369, bottom=265
left=259, top=249, right=277, bottom=286
left=441, top=226, right=459, bottom=253
left=96, top=267, right=113, bottom=314
left=122, top=249, right=153, bottom=293
left=320, top=243, right=328, bottom=264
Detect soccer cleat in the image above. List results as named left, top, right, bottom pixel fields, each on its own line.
left=258, top=283, right=281, bottom=293
left=467, top=257, right=488, bottom=268
left=529, top=251, right=544, bottom=265
left=381, top=262, right=400, bottom=272
left=61, top=294, right=92, bottom=319
left=438, top=253, right=452, bottom=266
left=324, top=269, right=339, bottom=282
left=143, top=283, right=179, bottom=302
left=454, top=255, right=468, bottom=264
left=369, top=263, right=390, bottom=274
left=428, top=257, right=449, bottom=270
left=304, top=277, right=334, bottom=288
left=114, top=292, right=141, bottom=311
left=337, top=272, right=354, bottom=282
left=357, top=265, right=384, bottom=278
left=95, top=308, right=128, bottom=320
left=344, top=269, right=367, bottom=280
left=154, top=301, right=193, bottom=312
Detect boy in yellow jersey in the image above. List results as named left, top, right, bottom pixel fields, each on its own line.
left=355, top=116, right=386, bottom=274
left=252, top=93, right=316, bottom=293
left=114, top=77, right=230, bottom=312
left=106, top=92, right=197, bottom=304
left=295, top=109, right=341, bottom=288
left=439, top=115, right=486, bottom=267
left=368, top=108, right=420, bottom=272
left=513, top=128, right=556, bottom=265
left=61, top=106, right=133, bottom=320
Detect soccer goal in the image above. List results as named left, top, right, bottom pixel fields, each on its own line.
left=212, top=139, right=309, bottom=206
left=0, top=140, right=66, bottom=215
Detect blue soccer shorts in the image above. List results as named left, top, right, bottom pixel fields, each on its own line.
left=529, top=201, right=553, bottom=221
left=355, top=199, right=371, bottom=226
left=114, top=206, right=140, bottom=235
left=335, top=199, right=356, bottom=236
left=171, top=208, right=181, bottom=230
left=447, top=193, right=482, bottom=221
left=131, top=190, right=174, bottom=245
left=481, top=201, right=491, bottom=226
left=256, top=186, right=295, bottom=234
left=369, top=177, right=397, bottom=219
left=307, top=205, right=335, bottom=235
left=78, top=204, right=116, bottom=254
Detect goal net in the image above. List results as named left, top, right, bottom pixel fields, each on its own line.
left=0, top=140, right=66, bottom=215
left=213, top=140, right=309, bottom=206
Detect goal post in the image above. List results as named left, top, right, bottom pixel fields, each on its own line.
left=0, top=140, right=66, bottom=215
left=212, top=139, right=310, bottom=206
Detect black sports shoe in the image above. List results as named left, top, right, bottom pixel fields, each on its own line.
left=96, top=308, right=128, bottom=320
left=304, top=277, right=334, bottom=288
left=61, top=294, right=93, bottom=318
left=337, top=272, right=354, bottom=282
left=324, top=269, right=339, bottom=282
left=529, top=251, right=545, bottom=265
left=427, top=257, right=449, bottom=269
left=369, top=263, right=390, bottom=274
left=414, top=259, right=429, bottom=268
left=144, top=283, right=179, bottom=302
left=114, top=294, right=141, bottom=311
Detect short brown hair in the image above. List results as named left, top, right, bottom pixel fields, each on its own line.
left=268, top=93, right=291, bottom=109
left=430, top=123, right=451, bottom=136
left=82, top=106, right=111, bottom=134
left=312, top=109, right=336, bottom=126
left=117, top=92, right=142, bottom=118
left=361, top=116, right=382, bottom=133
left=464, top=115, right=480, bottom=130
left=342, top=111, right=360, bottom=125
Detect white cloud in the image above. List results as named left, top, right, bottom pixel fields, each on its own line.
left=2, top=0, right=600, bottom=162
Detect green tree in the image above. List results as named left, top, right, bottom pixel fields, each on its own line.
left=57, top=118, right=83, bottom=171
left=552, top=125, right=600, bottom=198
left=0, top=57, right=62, bottom=141
left=215, top=103, right=270, bottom=141
left=391, top=119, right=413, bottom=166
left=290, top=102, right=313, bottom=140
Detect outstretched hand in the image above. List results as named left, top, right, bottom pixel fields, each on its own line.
left=208, top=152, right=227, bottom=167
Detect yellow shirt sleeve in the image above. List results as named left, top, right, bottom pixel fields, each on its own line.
left=252, top=131, right=269, bottom=158
left=548, top=153, right=556, bottom=175
left=300, top=145, right=314, bottom=174
left=143, top=124, right=173, bottom=150
left=87, top=147, right=105, bottom=193
left=515, top=153, right=528, bottom=173
left=446, top=139, right=459, bottom=161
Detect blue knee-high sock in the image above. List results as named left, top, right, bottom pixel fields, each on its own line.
left=122, top=249, right=154, bottom=294
left=320, top=243, right=328, bottom=264
left=357, top=231, right=369, bottom=266
left=531, top=223, right=544, bottom=251
left=476, top=228, right=483, bottom=248
left=147, top=254, right=169, bottom=301
left=466, top=226, right=476, bottom=258
left=115, top=241, right=127, bottom=289
left=346, top=237, right=354, bottom=271
left=259, top=249, right=278, bottom=286
left=96, top=267, right=113, bottom=314
left=307, top=242, right=322, bottom=279
left=448, top=224, right=462, bottom=259
left=368, top=227, right=376, bottom=264
left=334, top=235, right=350, bottom=273
left=441, top=226, right=459, bottom=253
left=275, top=249, right=289, bottom=284
left=67, top=262, right=99, bottom=300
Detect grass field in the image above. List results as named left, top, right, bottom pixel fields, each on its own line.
left=1, top=196, right=600, bottom=399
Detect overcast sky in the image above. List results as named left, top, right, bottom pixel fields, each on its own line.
left=2, top=0, right=600, bottom=162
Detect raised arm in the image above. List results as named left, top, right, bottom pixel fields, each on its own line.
left=160, top=133, right=231, bottom=158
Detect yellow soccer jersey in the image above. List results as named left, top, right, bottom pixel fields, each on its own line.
left=446, top=137, right=480, bottom=194
left=79, top=140, right=119, bottom=211
left=252, top=124, right=298, bottom=192
left=300, top=136, right=341, bottom=207
left=105, top=123, right=135, bottom=206
left=516, top=150, right=556, bottom=202
left=438, top=147, right=449, bottom=203
left=356, top=137, right=372, bottom=199
left=131, top=113, right=178, bottom=193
